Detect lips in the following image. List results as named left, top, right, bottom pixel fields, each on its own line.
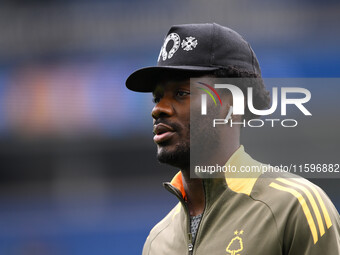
left=153, top=123, right=175, bottom=144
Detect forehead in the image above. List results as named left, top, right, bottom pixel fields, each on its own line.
left=153, top=79, right=190, bottom=94
left=152, top=74, right=214, bottom=95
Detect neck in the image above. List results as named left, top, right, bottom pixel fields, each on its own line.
left=180, top=137, right=240, bottom=216
left=181, top=169, right=205, bottom=216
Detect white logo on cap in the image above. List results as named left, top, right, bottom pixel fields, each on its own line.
left=181, top=36, right=198, bottom=51
left=158, top=33, right=181, bottom=61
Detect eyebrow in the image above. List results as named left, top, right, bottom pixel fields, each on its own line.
left=152, top=79, right=191, bottom=94
left=152, top=85, right=163, bottom=96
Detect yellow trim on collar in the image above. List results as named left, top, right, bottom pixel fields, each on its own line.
left=225, top=145, right=262, bottom=196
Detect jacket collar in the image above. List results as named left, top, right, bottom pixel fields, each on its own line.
left=164, top=145, right=262, bottom=205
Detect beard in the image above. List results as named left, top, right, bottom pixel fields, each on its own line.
left=155, top=105, right=223, bottom=171
left=189, top=103, right=225, bottom=178
left=156, top=127, right=190, bottom=169
left=157, top=142, right=190, bottom=169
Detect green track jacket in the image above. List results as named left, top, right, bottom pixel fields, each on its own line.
left=142, top=146, right=340, bottom=255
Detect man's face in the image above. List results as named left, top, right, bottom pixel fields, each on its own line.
left=151, top=78, right=191, bottom=169
left=151, top=75, right=230, bottom=170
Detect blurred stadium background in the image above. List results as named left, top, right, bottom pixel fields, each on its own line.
left=0, top=0, right=339, bottom=254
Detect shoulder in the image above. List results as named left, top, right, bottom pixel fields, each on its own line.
left=252, top=172, right=338, bottom=224
left=147, top=202, right=182, bottom=240
left=251, top=174, right=340, bottom=253
left=143, top=202, right=182, bottom=255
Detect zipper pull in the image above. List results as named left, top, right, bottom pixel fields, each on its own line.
left=188, top=243, right=193, bottom=252
left=188, top=233, right=193, bottom=253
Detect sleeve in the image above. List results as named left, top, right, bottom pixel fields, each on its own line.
left=141, top=202, right=182, bottom=255
left=282, top=184, right=340, bottom=255
left=142, top=235, right=151, bottom=255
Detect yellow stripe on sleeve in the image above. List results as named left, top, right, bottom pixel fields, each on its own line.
left=294, top=178, right=332, bottom=229
left=269, top=182, right=318, bottom=244
left=276, top=178, right=325, bottom=237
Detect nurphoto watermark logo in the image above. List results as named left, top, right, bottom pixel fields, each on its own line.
left=190, top=78, right=339, bottom=179
left=196, top=79, right=312, bottom=128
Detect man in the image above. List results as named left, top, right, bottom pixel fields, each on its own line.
left=126, top=23, right=340, bottom=255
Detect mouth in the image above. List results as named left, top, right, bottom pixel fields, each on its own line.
left=153, top=123, right=176, bottom=144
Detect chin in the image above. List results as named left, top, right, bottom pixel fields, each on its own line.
left=156, top=143, right=189, bottom=168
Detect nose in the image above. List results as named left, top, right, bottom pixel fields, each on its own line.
left=151, top=96, right=174, bottom=120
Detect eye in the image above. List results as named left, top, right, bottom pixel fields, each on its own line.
left=152, top=96, right=160, bottom=104
left=176, top=90, right=190, bottom=97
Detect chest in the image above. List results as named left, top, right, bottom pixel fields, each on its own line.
left=151, top=200, right=282, bottom=255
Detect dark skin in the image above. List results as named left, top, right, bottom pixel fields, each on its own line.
left=151, top=76, right=241, bottom=216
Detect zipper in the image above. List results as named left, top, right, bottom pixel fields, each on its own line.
left=188, top=233, right=193, bottom=254
left=163, top=182, right=194, bottom=255
left=164, top=179, right=223, bottom=254
left=189, top=180, right=207, bottom=255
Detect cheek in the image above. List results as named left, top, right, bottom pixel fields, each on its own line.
left=190, top=93, right=202, bottom=110
left=178, top=113, right=190, bottom=133
left=177, top=112, right=190, bottom=136
left=175, top=101, right=190, bottom=120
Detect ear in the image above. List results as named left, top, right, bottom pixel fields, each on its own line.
left=219, top=92, right=233, bottom=116
left=222, top=92, right=233, bottom=106
left=227, top=94, right=246, bottom=123
left=229, top=103, right=243, bottom=122
left=225, top=105, right=233, bottom=122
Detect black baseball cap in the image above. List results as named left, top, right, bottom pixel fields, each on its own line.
left=126, top=23, right=261, bottom=92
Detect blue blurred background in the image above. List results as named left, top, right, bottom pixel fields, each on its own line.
left=0, top=0, right=339, bottom=254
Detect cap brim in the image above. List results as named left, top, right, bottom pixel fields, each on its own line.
left=126, top=65, right=219, bottom=92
